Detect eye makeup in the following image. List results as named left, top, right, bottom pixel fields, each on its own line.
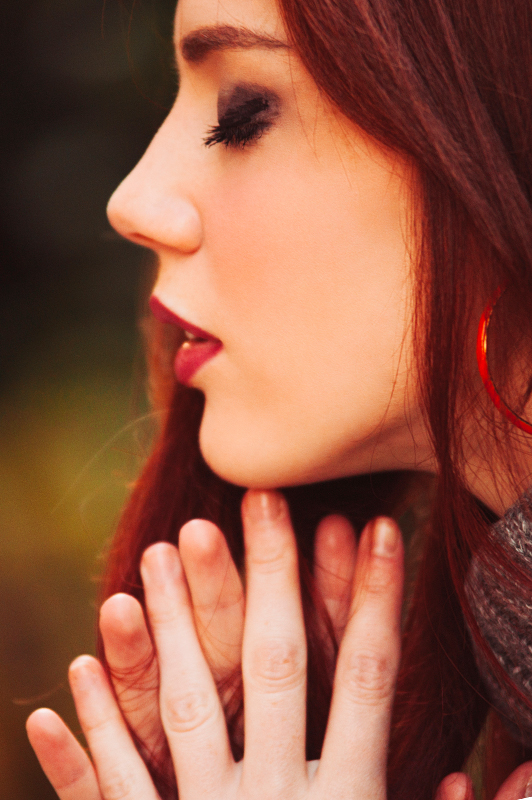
left=204, top=83, right=280, bottom=149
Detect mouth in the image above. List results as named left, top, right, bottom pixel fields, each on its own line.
left=149, top=295, right=223, bottom=385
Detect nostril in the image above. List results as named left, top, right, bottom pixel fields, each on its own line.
left=126, top=232, right=161, bottom=249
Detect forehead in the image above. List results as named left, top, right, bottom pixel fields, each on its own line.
left=174, top=0, right=286, bottom=43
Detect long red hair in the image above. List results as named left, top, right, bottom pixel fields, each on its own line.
left=99, top=0, right=532, bottom=797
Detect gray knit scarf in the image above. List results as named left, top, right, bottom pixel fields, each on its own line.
left=466, top=488, right=532, bottom=746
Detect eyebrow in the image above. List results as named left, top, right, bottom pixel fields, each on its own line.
left=180, top=25, right=290, bottom=64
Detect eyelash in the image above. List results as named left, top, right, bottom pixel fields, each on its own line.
left=204, top=96, right=273, bottom=149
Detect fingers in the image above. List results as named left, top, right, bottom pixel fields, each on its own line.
left=435, top=763, right=532, bottom=800
left=318, top=517, right=404, bottom=800
left=140, top=542, right=235, bottom=798
left=99, top=594, right=166, bottom=763
left=27, top=708, right=102, bottom=800
left=179, top=519, right=245, bottom=682
left=29, top=660, right=160, bottom=800
left=314, top=515, right=357, bottom=643
left=489, top=762, right=532, bottom=800
left=240, top=490, right=307, bottom=793
left=68, top=655, right=160, bottom=800
left=435, top=773, right=473, bottom=800
left=101, top=524, right=244, bottom=766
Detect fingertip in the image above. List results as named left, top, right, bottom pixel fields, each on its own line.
left=100, top=593, right=153, bottom=671
left=179, top=519, right=226, bottom=565
left=141, top=540, right=179, bottom=562
left=358, top=516, right=403, bottom=558
left=26, top=708, right=80, bottom=773
left=372, top=517, right=403, bottom=558
left=27, top=708, right=96, bottom=792
left=315, top=515, right=356, bottom=560
left=242, top=489, right=287, bottom=525
left=101, top=591, right=140, bottom=615
left=436, top=772, right=472, bottom=800
left=26, top=707, right=62, bottom=740
left=494, top=760, right=532, bottom=800
left=100, top=592, right=144, bottom=636
left=140, top=541, right=183, bottom=583
left=68, top=654, right=105, bottom=692
left=69, top=653, right=99, bottom=673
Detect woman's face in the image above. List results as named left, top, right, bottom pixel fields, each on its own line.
left=107, top=0, right=434, bottom=488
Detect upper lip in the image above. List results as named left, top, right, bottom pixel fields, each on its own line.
left=149, top=296, right=220, bottom=342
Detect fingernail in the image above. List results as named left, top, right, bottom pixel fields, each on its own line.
left=372, top=517, right=399, bottom=556
left=141, top=542, right=181, bottom=582
left=523, top=775, right=532, bottom=798
left=68, top=655, right=101, bottom=688
left=244, top=490, right=285, bottom=524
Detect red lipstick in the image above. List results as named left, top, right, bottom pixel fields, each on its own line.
left=149, top=296, right=222, bottom=385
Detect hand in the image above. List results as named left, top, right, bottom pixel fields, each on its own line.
left=27, top=489, right=403, bottom=800
left=436, top=763, right=532, bottom=800
left=96, top=508, right=358, bottom=767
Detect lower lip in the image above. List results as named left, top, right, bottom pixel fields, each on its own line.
left=174, top=340, right=222, bottom=385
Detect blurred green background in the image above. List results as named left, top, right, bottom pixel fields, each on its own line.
left=1, top=0, right=176, bottom=795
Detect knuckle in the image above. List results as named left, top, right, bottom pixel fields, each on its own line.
left=247, top=536, right=295, bottom=575
left=352, top=563, right=396, bottom=613
left=339, top=649, right=396, bottom=705
left=162, top=686, right=217, bottom=734
left=364, top=560, right=396, bottom=597
left=195, top=593, right=242, bottom=617
left=112, top=658, right=158, bottom=694
left=81, top=710, right=117, bottom=739
left=55, top=762, right=93, bottom=792
left=148, top=603, right=181, bottom=629
left=100, top=768, right=138, bottom=800
left=247, top=638, right=305, bottom=691
left=248, top=546, right=288, bottom=574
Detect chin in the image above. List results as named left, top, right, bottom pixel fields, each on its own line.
left=197, top=410, right=358, bottom=490
left=199, top=425, right=288, bottom=489
left=198, top=413, right=320, bottom=489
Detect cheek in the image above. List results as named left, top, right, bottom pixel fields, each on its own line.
left=195, top=145, right=417, bottom=486
left=204, top=152, right=412, bottom=384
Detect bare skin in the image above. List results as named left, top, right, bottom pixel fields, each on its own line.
left=23, top=0, right=532, bottom=791
left=27, top=492, right=532, bottom=800
left=97, top=513, right=357, bottom=765
left=106, top=0, right=433, bottom=492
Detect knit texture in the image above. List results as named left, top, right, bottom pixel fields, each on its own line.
left=465, top=488, right=532, bottom=746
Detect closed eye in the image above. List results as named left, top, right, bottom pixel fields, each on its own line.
left=204, top=84, right=280, bottom=149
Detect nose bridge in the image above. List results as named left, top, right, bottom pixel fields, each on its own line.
left=107, top=107, right=203, bottom=253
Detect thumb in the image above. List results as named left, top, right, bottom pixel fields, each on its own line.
left=435, top=773, right=473, bottom=800
left=489, top=762, right=532, bottom=800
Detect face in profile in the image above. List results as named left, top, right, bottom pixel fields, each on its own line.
left=107, top=0, right=434, bottom=489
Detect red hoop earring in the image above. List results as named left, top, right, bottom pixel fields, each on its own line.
left=476, top=282, right=532, bottom=435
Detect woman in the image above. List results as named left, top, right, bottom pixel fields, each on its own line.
left=26, top=0, right=532, bottom=797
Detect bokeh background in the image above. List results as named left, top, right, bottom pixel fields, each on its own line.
left=1, top=1, right=176, bottom=794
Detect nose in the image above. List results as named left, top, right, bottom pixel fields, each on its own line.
left=107, top=118, right=203, bottom=254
